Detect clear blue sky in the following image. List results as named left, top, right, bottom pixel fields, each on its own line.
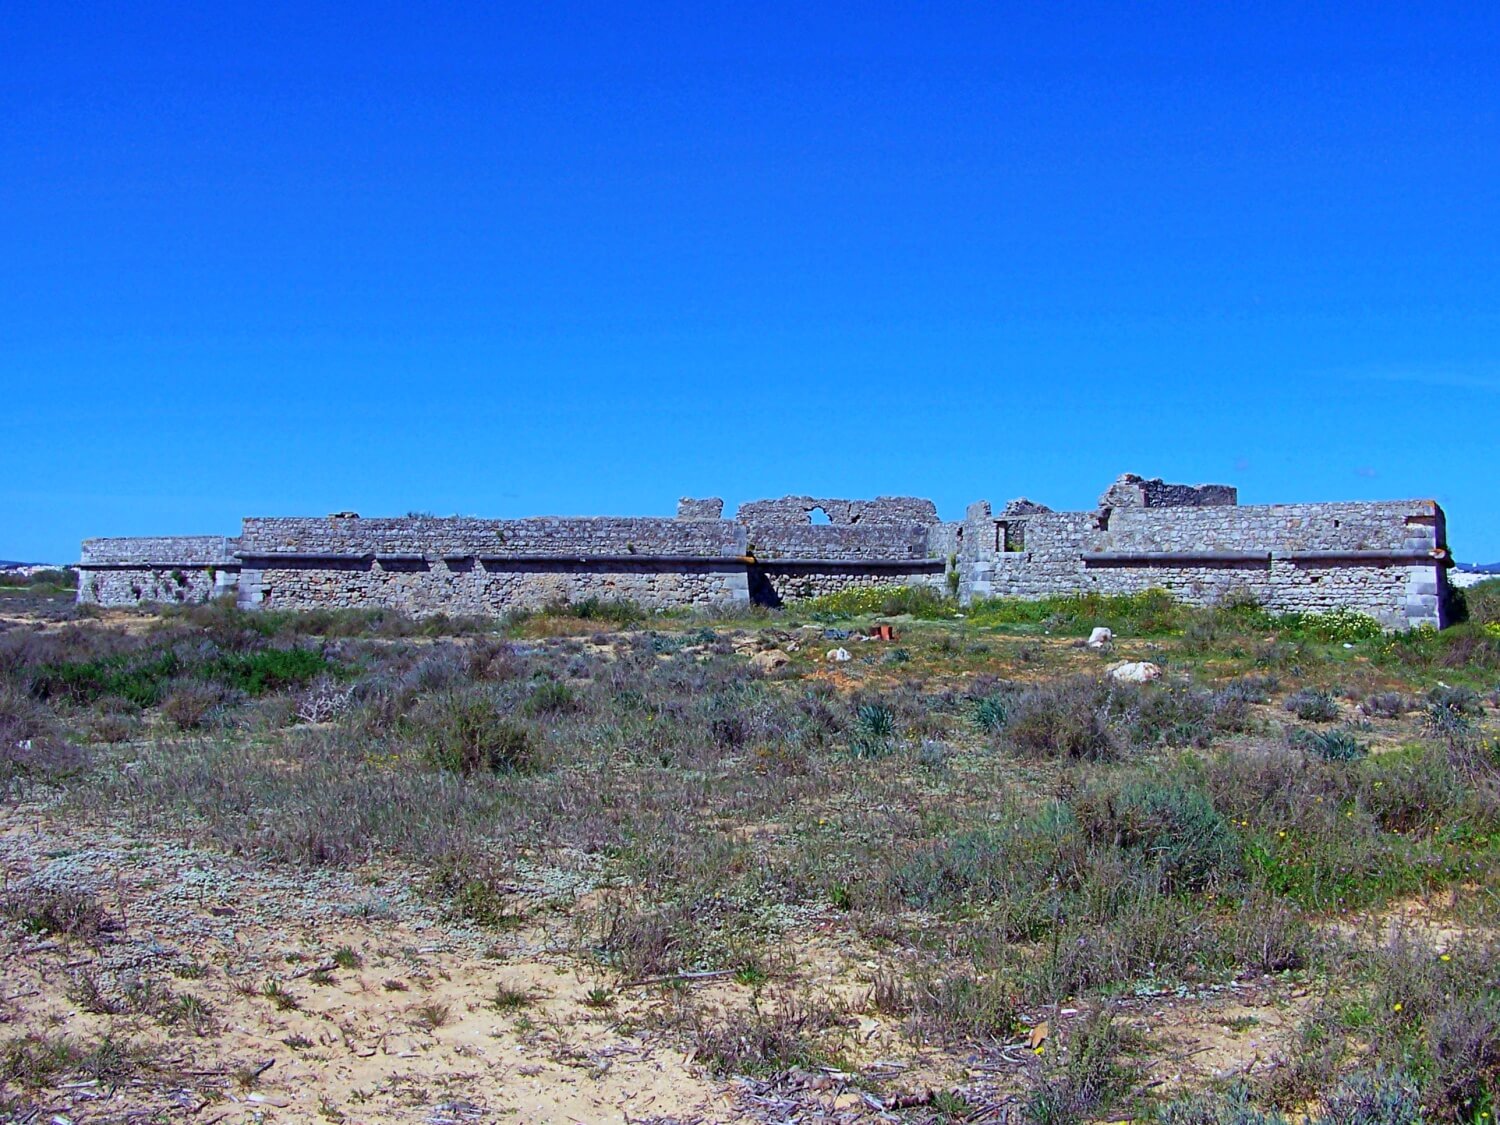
left=4, top=3, right=1497, bottom=564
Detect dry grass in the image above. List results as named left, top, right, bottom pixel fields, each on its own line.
left=0, top=594, right=1497, bottom=1120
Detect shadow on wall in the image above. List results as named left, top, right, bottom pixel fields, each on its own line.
left=748, top=569, right=782, bottom=608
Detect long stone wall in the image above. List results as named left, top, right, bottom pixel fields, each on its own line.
left=76, top=476, right=1455, bottom=628
left=239, top=516, right=743, bottom=559
left=243, top=558, right=747, bottom=615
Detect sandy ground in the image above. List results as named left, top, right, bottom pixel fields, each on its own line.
left=0, top=796, right=753, bottom=1124
left=2, top=785, right=1323, bottom=1124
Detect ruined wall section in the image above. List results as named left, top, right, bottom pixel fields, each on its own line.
left=735, top=496, right=946, bottom=605
left=734, top=496, right=939, bottom=527
left=676, top=497, right=725, bottom=520
left=246, top=558, right=747, bottom=615
left=81, top=536, right=238, bottom=566
left=239, top=516, right=742, bottom=559
left=1102, top=502, right=1434, bottom=553
left=962, top=499, right=1448, bottom=629
left=236, top=516, right=749, bottom=613
left=78, top=536, right=240, bottom=606
left=751, top=563, right=944, bottom=605
left=1097, top=474, right=1238, bottom=510
left=743, top=523, right=933, bottom=562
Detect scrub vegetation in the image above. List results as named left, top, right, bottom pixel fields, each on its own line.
left=1, top=584, right=1498, bottom=1122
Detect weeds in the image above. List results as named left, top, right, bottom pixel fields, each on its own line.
left=1285, top=688, right=1340, bottom=722
left=683, top=992, right=846, bottom=1077
left=0, top=1032, right=156, bottom=1089
left=4, top=588, right=1500, bottom=1110
left=850, top=702, right=896, bottom=758
left=1023, top=1009, right=1137, bottom=1125
left=411, top=1000, right=451, bottom=1029
left=491, top=984, right=534, bottom=1011
left=1289, top=727, right=1370, bottom=762
left=2, top=883, right=114, bottom=943
left=409, top=689, right=541, bottom=775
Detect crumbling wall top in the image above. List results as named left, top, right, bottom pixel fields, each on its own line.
left=81, top=536, right=238, bottom=567
left=676, top=497, right=725, bottom=521
left=1097, top=474, right=1237, bottom=510
left=735, top=496, right=939, bottom=526
left=1000, top=498, right=1054, bottom=517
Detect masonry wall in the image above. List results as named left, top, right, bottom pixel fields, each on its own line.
left=239, top=516, right=743, bottom=559
left=960, top=500, right=1448, bottom=628
left=743, top=522, right=936, bottom=562
left=76, top=483, right=1454, bottom=628
left=235, top=515, right=749, bottom=613
left=243, top=558, right=748, bottom=614
left=733, top=495, right=947, bottom=606
left=750, top=562, right=947, bottom=605
left=77, top=536, right=240, bottom=607
left=735, top=496, right=939, bottom=526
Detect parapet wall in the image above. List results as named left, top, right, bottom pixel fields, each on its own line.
left=1097, top=474, right=1238, bottom=510
left=239, top=516, right=744, bottom=559
left=81, top=536, right=239, bottom=566
left=734, top=495, right=940, bottom=526
left=77, top=536, right=241, bottom=606
left=76, top=476, right=1454, bottom=627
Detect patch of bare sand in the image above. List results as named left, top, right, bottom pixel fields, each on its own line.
left=0, top=804, right=744, bottom=1124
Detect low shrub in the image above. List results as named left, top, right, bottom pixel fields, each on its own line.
left=1461, top=578, right=1500, bottom=626
left=1074, top=778, right=1241, bottom=891
left=0, top=682, right=89, bottom=787
left=1361, top=692, right=1415, bottom=719
left=1024, top=1009, right=1136, bottom=1125
left=901, top=966, right=1019, bottom=1043
left=1378, top=624, right=1500, bottom=674
left=1004, top=677, right=1121, bottom=762
left=1284, top=688, right=1339, bottom=722
left=1130, top=682, right=1250, bottom=747
left=1288, top=727, right=1369, bottom=763
left=970, top=692, right=1009, bottom=732
left=408, top=690, right=541, bottom=775
left=2, top=883, right=114, bottom=943
left=683, top=992, right=846, bottom=1077
left=541, top=598, right=647, bottom=625
left=1220, top=675, right=1280, bottom=705
left=161, top=680, right=230, bottom=730
left=205, top=647, right=329, bottom=694
left=795, top=585, right=955, bottom=619
left=1423, top=698, right=1474, bottom=740
left=0, top=1032, right=155, bottom=1089
left=1157, top=1083, right=1289, bottom=1125
left=1427, top=684, right=1484, bottom=716
left=850, top=702, right=896, bottom=758
left=32, top=649, right=181, bottom=707
left=968, top=588, right=1182, bottom=635
left=1272, top=608, right=1386, bottom=645
left=30, top=642, right=330, bottom=707
left=523, top=679, right=577, bottom=716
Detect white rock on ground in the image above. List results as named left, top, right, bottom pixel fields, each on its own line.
left=1107, top=660, right=1162, bottom=683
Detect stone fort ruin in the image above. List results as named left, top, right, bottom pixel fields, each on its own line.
left=77, top=473, right=1453, bottom=629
